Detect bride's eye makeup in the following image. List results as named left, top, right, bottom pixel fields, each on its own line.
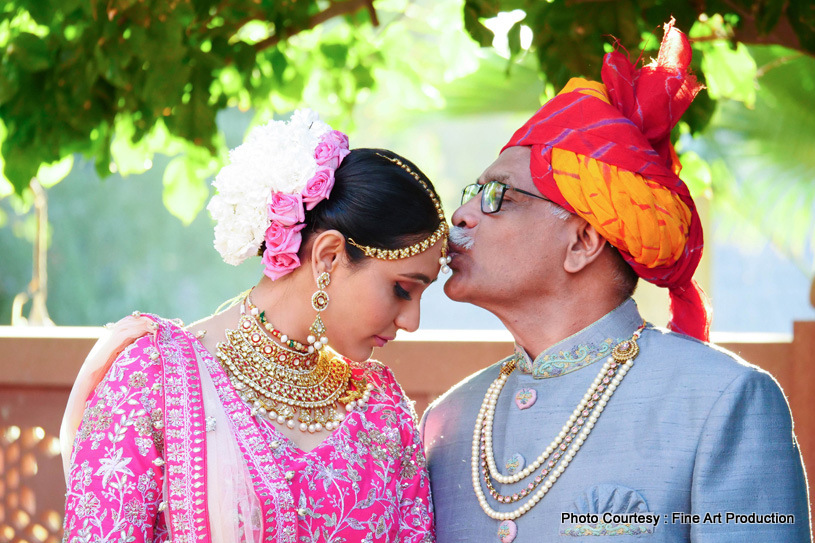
left=394, top=283, right=412, bottom=301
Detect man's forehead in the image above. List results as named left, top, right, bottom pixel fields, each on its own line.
left=477, top=147, right=534, bottom=190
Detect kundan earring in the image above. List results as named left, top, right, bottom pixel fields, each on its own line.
left=308, top=271, right=330, bottom=352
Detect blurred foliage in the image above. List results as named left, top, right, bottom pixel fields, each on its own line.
left=463, top=0, right=815, bottom=133
left=0, top=0, right=386, bottom=222
left=684, top=46, right=815, bottom=272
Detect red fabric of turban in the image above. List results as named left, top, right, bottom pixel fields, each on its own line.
left=502, top=19, right=711, bottom=341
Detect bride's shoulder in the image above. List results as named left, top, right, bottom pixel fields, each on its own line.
left=183, top=304, right=239, bottom=352
left=347, top=357, right=388, bottom=380
left=352, top=358, right=406, bottom=397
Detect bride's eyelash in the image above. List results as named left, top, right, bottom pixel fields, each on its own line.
left=394, top=283, right=412, bottom=301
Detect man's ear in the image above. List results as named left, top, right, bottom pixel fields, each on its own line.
left=309, top=230, right=346, bottom=277
left=563, top=219, right=607, bottom=274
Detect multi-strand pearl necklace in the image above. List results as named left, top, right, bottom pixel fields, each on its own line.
left=471, top=326, right=644, bottom=522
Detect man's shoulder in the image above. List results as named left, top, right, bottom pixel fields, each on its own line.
left=642, top=325, right=779, bottom=390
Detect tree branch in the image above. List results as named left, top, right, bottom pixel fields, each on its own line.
left=252, top=0, right=377, bottom=53
left=756, top=52, right=804, bottom=78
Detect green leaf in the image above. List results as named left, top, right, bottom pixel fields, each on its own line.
left=689, top=46, right=815, bottom=269
left=165, top=71, right=217, bottom=151
left=7, top=32, right=51, bottom=72
left=110, top=119, right=153, bottom=176
left=269, top=47, right=287, bottom=85
left=507, top=21, right=521, bottom=59
left=0, top=61, right=20, bottom=105
left=162, top=155, right=211, bottom=225
left=700, top=41, right=757, bottom=107
left=36, top=155, right=74, bottom=187
left=320, top=43, right=348, bottom=68
left=463, top=5, right=493, bottom=47
left=92, top=124, right=113, bottom=179
left=1, top=133, right=40, bottom=193
left=351, top=64, right=374, bottom=90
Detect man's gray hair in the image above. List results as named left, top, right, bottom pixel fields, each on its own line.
left=548, top=202, right=638, bottom=299
left=549, top=203, right=571, bottom=221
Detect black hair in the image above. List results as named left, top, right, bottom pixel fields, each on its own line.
left=607, top=245, right=639, bottom=301
left=299, top=148, right=442, bottom=262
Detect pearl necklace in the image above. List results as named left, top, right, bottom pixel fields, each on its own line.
left=471, top=326, right=644, bottom=522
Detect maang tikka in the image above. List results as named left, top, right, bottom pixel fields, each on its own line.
left=307, top=271, right=330, bottom=352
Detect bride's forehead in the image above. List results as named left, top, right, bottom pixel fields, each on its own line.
left=356, top=249, right=442, bottom=279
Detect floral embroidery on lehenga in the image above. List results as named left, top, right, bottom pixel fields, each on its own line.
left=64, top=320, right=435, bottom=543
left=64, top=335, right=168, bottom=542
left=243, top=359, right=435, bottom=543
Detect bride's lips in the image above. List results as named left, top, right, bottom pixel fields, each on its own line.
left=373, top=335, right=394, bottom=347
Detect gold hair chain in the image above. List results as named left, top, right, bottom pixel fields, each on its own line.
left=347, top=154, right=450, bottom=270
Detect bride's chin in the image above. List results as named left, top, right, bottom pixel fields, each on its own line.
left=332, top=343, right=373, bottom=363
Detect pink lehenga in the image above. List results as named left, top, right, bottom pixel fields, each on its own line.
left=62, top=317, right=435, bottom=542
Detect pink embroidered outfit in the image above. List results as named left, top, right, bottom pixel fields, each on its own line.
left=63, top=317, right=435, bottom=543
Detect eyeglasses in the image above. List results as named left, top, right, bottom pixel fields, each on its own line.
left=461, top=181, right=551, bottom=214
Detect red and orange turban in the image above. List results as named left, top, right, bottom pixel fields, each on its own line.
left=503, top=19, right=711, bottom=341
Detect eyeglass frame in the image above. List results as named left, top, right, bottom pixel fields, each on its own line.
left=461, top=180, right=552, bottom=214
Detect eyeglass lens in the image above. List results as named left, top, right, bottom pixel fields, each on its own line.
left=462, top=184, right=481, bottom=205
left=481, top=182, right=504, bottom=213
left=461, top=182, right=507, bottom=214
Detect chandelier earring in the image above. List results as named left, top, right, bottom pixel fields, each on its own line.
left=308, top=271, right=331, bottom=353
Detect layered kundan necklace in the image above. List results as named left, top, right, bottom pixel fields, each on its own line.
left=472, top=324, right=645, bottom=539
left=216, top=296, right=372, bottom=433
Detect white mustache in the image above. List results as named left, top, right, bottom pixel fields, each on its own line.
left=449, top=226, right=474, bottom=250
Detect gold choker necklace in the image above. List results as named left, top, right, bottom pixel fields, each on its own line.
left=216, top=302, right=371, bottom=433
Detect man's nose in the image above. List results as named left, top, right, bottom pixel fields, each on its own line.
left=450, top=194, right=481, bottom=228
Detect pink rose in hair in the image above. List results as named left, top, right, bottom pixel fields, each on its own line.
left=264, top=221, right=306, bottom=255
left=302, top=168, right=335, bottom=210
left=262, top=249, right=301, bottom=281
left=267, top=192, right=305, bottom=226
left=314, top=142, right=341, bottom=170
left=325, top=129, right=349, bottom=150
left=314, top=130, right=350, bottom=169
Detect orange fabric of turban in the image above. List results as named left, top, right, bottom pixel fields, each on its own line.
left=502, top=19, right=711, bottom=341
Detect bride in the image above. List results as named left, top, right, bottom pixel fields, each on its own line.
left=62, top=110, right=448, bottom=543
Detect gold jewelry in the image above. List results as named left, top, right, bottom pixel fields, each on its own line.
left=216, top=302, right=372, bottom=433
left=347, top=154, right=452, bottom=273
left=246, top=294, right=310, bottom=353
left=471, top=324, right=645, bottom=532
left=307, top=271, right=330, bottom=353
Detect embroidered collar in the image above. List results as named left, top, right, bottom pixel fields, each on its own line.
left=516, top=298, right=645, bottom=379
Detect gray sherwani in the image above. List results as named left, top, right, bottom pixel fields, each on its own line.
left=422, top=299, right=810, bottom=542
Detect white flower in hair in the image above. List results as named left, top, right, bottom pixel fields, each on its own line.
left=208, top=109, right=349, bottom=277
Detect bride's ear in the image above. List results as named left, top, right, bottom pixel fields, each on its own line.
left=309, top=230, right=346, bottom=276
